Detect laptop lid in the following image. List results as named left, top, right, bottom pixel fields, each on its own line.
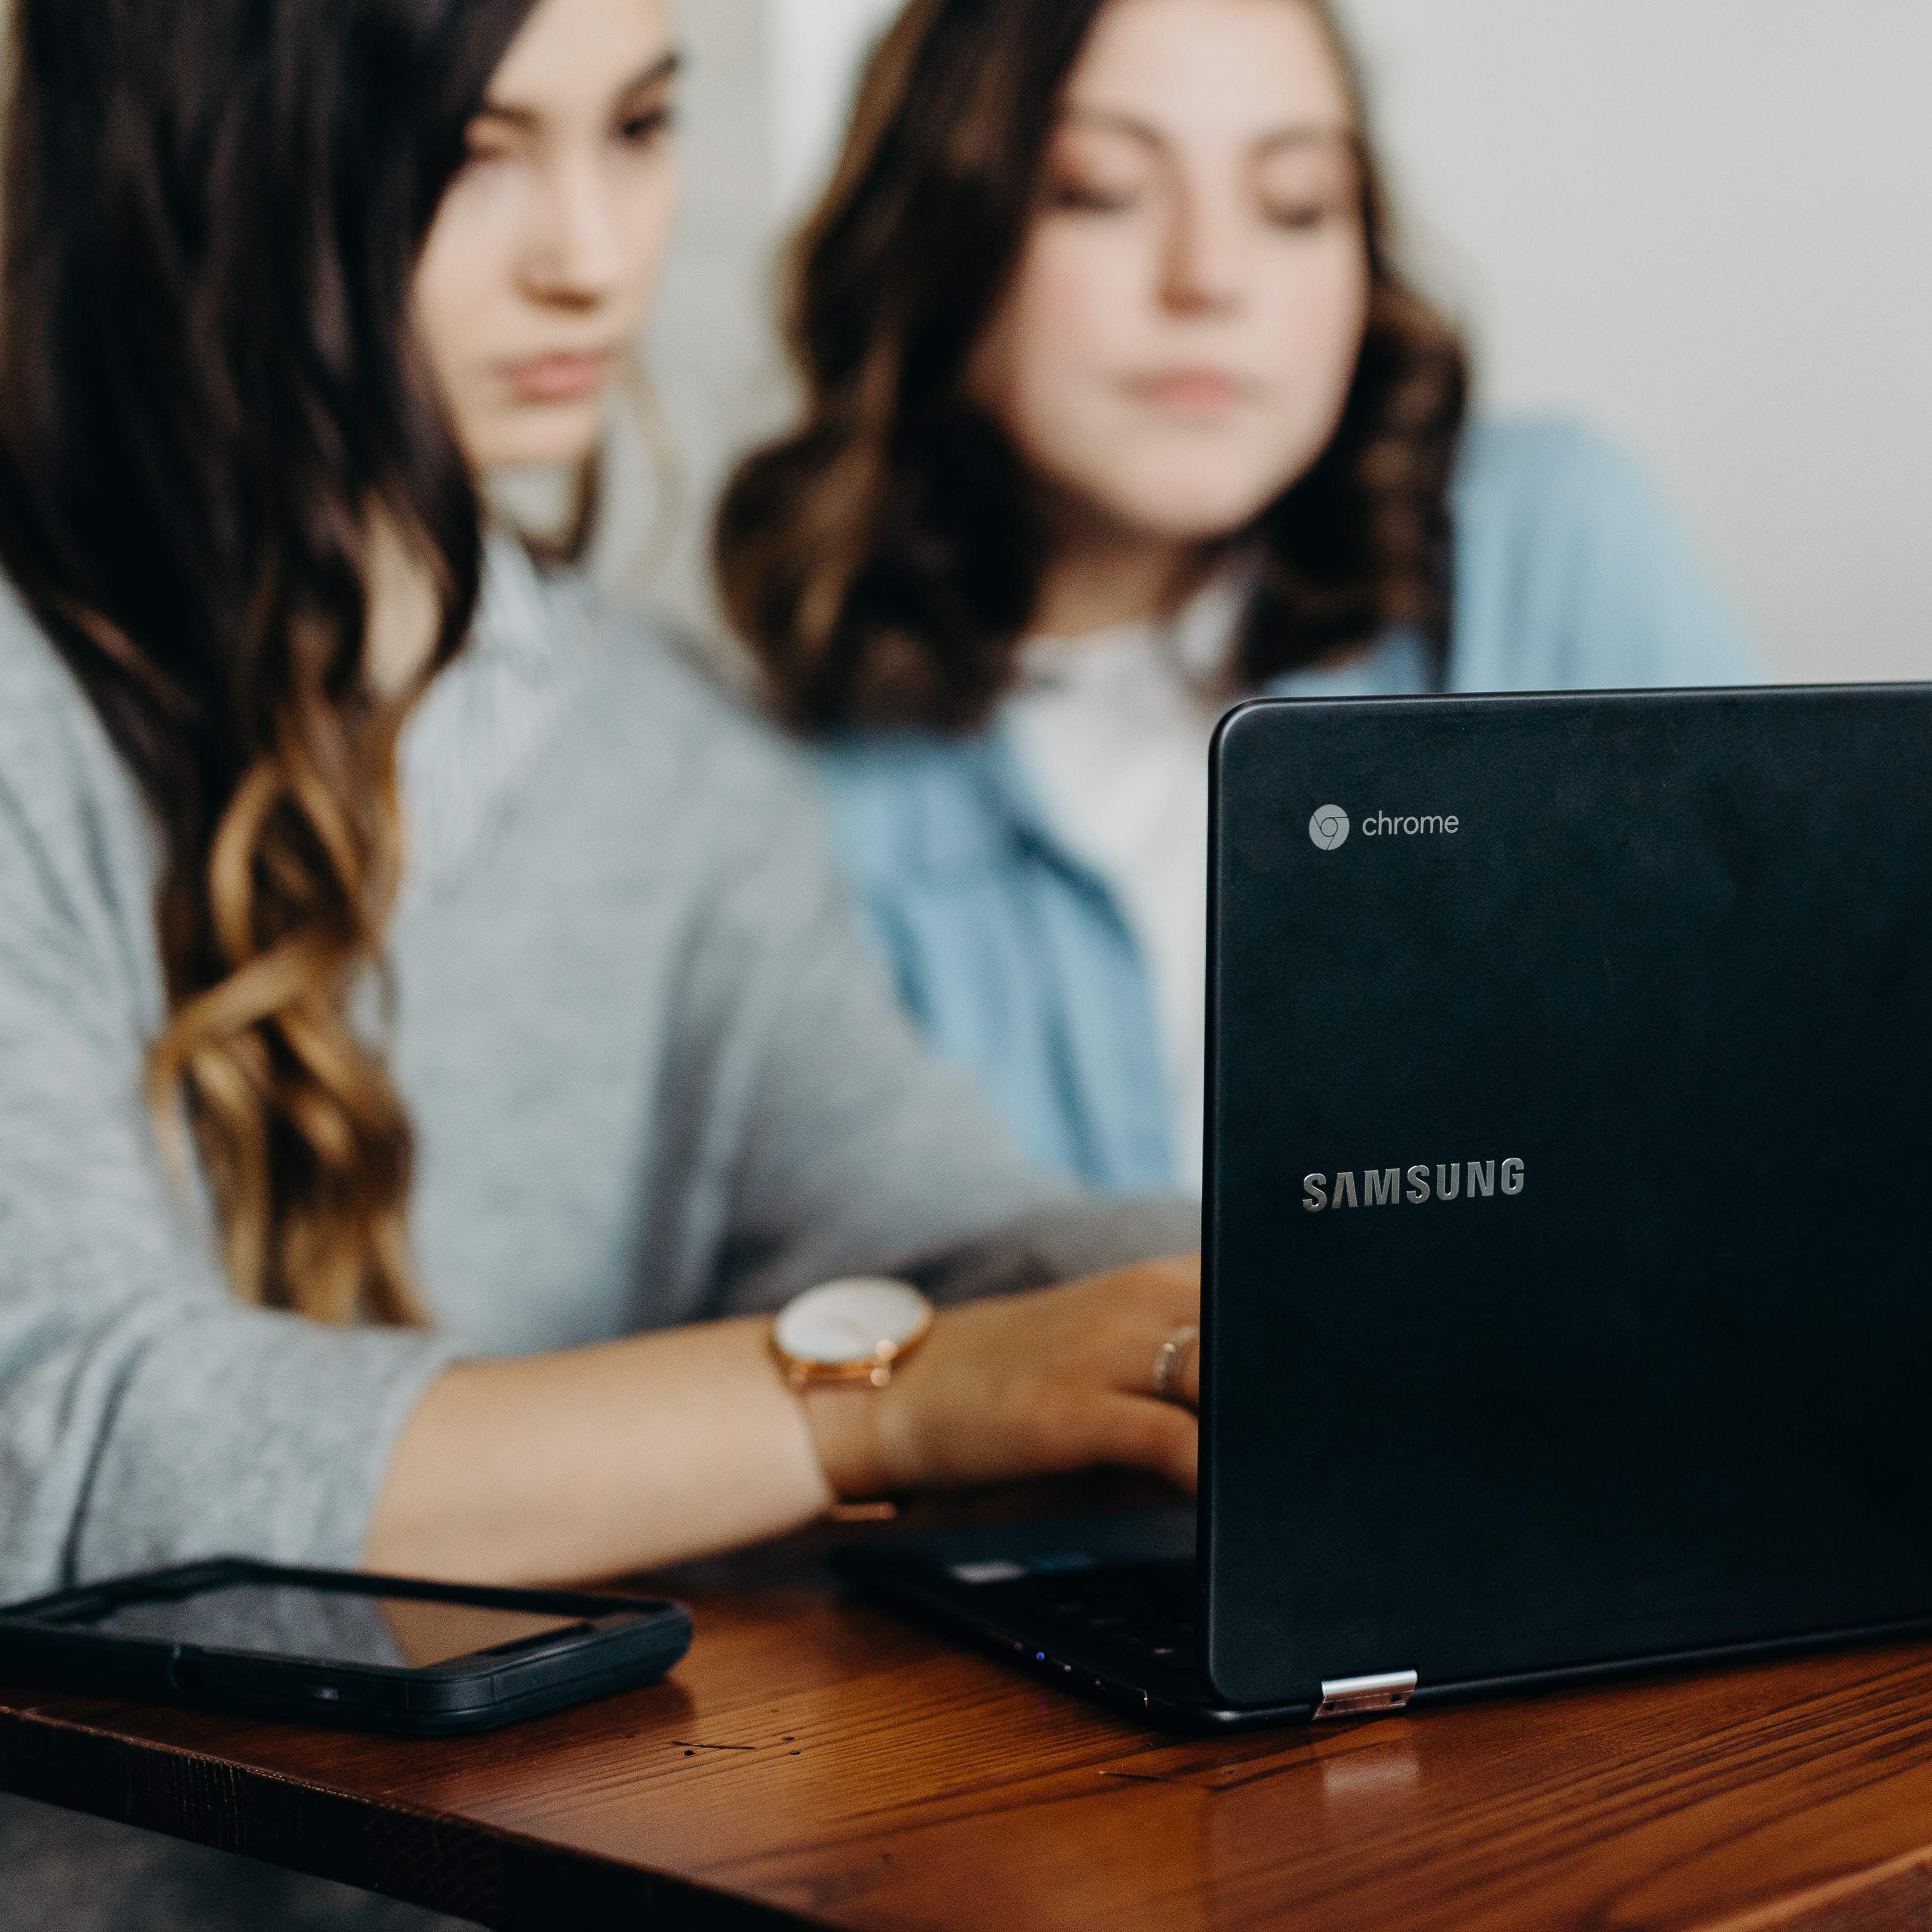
left=1202, top=686, right=1932, bottom=1711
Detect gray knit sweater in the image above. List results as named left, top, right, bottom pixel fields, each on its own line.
left=0, top=540, right=1193, bottom=1608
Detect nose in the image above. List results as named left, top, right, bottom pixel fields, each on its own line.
left=520, top=154, right=626, bottom=309
left=1160, top=178, right=1248, bottom=318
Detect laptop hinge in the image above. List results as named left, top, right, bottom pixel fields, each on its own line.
left=1314, top=1670, right=1418, bottom=1721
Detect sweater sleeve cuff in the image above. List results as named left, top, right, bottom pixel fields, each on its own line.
left=69, top=1307, right=464, bottom=1585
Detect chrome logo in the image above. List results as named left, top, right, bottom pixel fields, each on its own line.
left=1308, top=804, right=1351, bottom=851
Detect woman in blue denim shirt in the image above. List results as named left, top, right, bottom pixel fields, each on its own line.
left=717, top=0, right=1762, bottom=1195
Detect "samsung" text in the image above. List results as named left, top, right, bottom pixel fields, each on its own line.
left=1302, top=1159, right=1524, bottom=1211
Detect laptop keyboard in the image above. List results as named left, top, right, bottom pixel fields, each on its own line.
left=981, top=1560, right=1201, bottom=1683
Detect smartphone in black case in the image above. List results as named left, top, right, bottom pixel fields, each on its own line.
left=0, top=1557, right=692, bottom=1735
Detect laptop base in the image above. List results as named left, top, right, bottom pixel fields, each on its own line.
left=832, top=1511, right=1312, bottom=1732
left=835, top=1509, right=1932, bottom=1736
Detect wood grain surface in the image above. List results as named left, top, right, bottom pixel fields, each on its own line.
left=7, top=1501, right=1932, bottom=1932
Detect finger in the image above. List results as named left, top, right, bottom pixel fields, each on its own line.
left=1063, top=1252, right=1200, bottom=1316
left=1137, top=1258, right=1201, bottom=1340
left=1093, top=1391, right=1199, bottom=1495
left=1093, top=1308, right=1196, bottom=1404
left=1134, top=1253, right=1201, bottom=1307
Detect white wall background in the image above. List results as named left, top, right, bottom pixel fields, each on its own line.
left=1345, top=0, right=1932, bottom=684
left=628, top=0, right=787, bottom=627
left=677, top=0, right=1932, bottom=682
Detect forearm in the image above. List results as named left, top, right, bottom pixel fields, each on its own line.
left=364, top=1317, right=838, bottom=1585
left=363, top=1256, right=1203, bottom=1587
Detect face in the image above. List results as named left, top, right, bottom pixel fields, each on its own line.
left=414, top=0, right=678, bottom=473
left=972, top=0, right=1371, bottom=550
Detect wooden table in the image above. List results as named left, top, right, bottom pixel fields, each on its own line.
left=8, top=1502, right=1932, bottom=1932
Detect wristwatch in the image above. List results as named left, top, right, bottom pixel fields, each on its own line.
left=771, top=1278, right=934, bottom=1392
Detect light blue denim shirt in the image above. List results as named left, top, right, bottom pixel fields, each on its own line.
left=814, top=418, right=1767, bottom=1192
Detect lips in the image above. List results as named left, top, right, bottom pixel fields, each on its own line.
left=1121, top=369, right=1257, bottom=412
left=502, top=350, right=618, bottom=405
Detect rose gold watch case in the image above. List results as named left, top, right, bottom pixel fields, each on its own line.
left=770, top=1315, right=933, bottom=1393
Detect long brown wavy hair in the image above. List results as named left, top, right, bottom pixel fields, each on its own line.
left=0, top=0, right=544, bottom=1324
left=717, top=0, right=1470, bottom=733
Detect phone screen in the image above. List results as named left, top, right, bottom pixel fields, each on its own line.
left=60, top=1583, right=599, bottom=1670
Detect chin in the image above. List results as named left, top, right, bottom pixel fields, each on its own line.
left=469, top=400, right=606, bottom=474
left=1072, top=443, right=1294, bottom=546
left=1099, top=480, right=1284, bottom=548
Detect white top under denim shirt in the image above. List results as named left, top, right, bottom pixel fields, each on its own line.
left=1006, top=568, right=1250, bottom=1196
left=816, top=419, right=1768, bottom=1195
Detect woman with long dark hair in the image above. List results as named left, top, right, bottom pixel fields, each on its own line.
left=718, top=0, right=1762, bottom=1194
left=0, top=1, right=1201, bottom=1920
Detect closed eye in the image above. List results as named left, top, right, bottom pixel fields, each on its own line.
left=618, top=103, right=675, bottom=148
left=1264, top=195, right=1348, bottom=232
left=1049, top=180, right=1140, bottom=215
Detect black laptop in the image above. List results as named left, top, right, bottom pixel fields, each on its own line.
left=835, top=685, right=1932, bottom=1729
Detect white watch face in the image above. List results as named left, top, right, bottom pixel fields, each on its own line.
left=774, top=1278, right=933, bottom=1367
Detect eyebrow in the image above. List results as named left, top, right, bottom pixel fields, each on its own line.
left=1062, top=107, right=1356, bottom=159
left=474, top=49, right=682, bottom=130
